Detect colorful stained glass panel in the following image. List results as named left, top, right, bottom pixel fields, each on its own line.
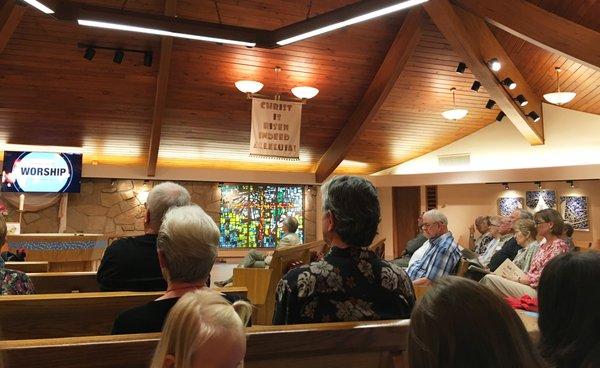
left=219, top=184, right=304, bottom=248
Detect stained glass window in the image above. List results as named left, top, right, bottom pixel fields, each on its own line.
left=219, top=184, right=304, bottom=248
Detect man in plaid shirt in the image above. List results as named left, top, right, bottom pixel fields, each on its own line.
left=407, top=209, right=461, bottom=285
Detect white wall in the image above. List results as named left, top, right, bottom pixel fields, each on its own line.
left=376, top=103, right=600, bottom=177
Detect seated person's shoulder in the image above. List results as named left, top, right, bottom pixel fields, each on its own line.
left=0, top=268, right=34, bottom=294
left=112, top=299, right=176, bottom=334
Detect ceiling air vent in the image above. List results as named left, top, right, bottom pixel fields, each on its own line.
left=437, top=153, right=470, bottom=167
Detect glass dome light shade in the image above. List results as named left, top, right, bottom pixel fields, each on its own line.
left=235, top=80, right=263, bottom=94
left=291, top=86, right=319, bottom=99
left=543, top=91, right=576, bottom=105
left=441, top=109, right=468, bottom=120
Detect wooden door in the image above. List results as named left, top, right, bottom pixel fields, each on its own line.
left=392, top=187, right=421, bottom=258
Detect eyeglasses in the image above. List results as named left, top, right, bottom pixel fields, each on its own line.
left=421, top=222, right=438, bottom=229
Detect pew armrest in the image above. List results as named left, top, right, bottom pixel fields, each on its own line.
left=232, top=267, right=272, bottom=305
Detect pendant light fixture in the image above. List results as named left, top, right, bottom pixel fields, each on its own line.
left=441, top=88, right=468, bottom=121
left=543, top=67, right=576, bottom=105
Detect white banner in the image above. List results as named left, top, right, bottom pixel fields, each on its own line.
left=250, top=98, right=302, bottom=160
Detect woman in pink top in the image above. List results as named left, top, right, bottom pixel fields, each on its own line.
left=480, top=209, right=569, bottom=298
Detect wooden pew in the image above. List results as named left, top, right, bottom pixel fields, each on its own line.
left=0, top=287, right=247, bottom=340
left=369, top=237, right=386, bottom=258
left=4, top=261, right=49, bottom=273
left=0, top=320, right=411, bottom=368
left=27, top=272, right=100, bottom=294
left=233, top=240, right=326, bottom=324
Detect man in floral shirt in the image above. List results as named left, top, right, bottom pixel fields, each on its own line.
left=273, top=176, right=415, bottom=325
left=0, top=217, right=34, bottom=295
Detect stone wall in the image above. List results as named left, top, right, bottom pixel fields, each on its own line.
left=3, top=179, right=316, bottom=243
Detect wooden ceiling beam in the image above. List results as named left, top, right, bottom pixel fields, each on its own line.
left=146, top=0, right=177, bottom=177
left=424, top=0, right=544, bottom=146
left=0, top=0, right=26, bottom=55
left=314, top=7, right=424, bottom=183
left=453, top=0, right=600, bottom=72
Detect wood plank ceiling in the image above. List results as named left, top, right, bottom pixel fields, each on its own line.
left=0, top=0, right=598, bottom=177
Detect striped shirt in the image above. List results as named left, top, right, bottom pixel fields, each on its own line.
left=407, top=232, right=461, bottom=281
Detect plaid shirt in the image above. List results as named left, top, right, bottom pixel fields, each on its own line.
left=407, top=232, right=461, bottom=281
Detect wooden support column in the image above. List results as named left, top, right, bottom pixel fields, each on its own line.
left=425, top=0, right=544, bottom=145
left=454, top=0, right=600, bottom=72
left=314, top=7, right=424, bottom=183
left=146, top=0, right=177, bottom=177
left=0, top=0, right=26, bottom=55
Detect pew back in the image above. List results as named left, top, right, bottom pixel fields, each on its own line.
left=4, top=261, right=49, bottom=273
left=0, top=288, right=247, bottom=340
left=27, top=271, right=99, bottom=294
left=0, top=320, right=410, bottom=368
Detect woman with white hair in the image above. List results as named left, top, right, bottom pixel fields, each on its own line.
left=112, top=204, right=248, bottom=334
left=150, top=289, right=252, bottom=368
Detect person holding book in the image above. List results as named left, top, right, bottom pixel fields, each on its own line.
left=480, top=209, right=569, bottom=298
left=512, top=219, right=540, bottom=273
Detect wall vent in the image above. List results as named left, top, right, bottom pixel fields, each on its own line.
left=437, top=153, right=471, bottom=167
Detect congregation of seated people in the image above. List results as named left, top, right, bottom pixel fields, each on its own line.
left=1, top=176, right=599, bottom=368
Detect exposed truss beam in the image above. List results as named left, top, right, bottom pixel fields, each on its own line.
left=453, top=0, right=600, bottom=72
left=146, top=0, right=177, bottom=177
left=425, top=0, right=544, bottom=145
left=314, top=7, right=424, bottom=183
left=0, top=0, right=26, bottom=55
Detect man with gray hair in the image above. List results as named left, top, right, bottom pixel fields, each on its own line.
left=407, top=209, right=461, bottom=285
left=98, top=182, right=191, bottom=291
left=112, top=204, right=247, bottom=334
left=273, top=176, right=415, bottom=325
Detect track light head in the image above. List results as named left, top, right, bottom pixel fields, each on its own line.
left=527, top=111, right=540, bottom=122
left=488, top=58, right=501, bottom=72
left=113, top=50, right=124, bottom=64
left=502, top=77, right=517, bottom=90
left=502, top=183, right=509, bottom=190
left=143, top=51, right=153, bottom=67
left=567, top=180, right=574, bottom=188
left=535, top=181, right=542, bottom=189
left=515, top=94, right=528, bottom=106
left=496, top=111, right=505, bottom=122
left=471, top=81, right=481, bottom=92
left=485, top=99, right=496, bottom=109
left=456, top=62, right=467, bottom=74
left=83, top=46, right=96, bottom=61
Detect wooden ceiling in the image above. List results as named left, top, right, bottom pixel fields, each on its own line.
left=0, top=0, right=598, bottom=179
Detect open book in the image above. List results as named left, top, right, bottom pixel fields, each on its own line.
left=492, top=258, right=526, bottom=280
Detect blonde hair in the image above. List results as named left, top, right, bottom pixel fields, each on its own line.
left=157, top=205, right=220, bottom=283
left=150, top=289, right=253, bottom=368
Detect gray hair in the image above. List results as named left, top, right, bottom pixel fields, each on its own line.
left=283, top=216, right=299, bottom=233
left=518, top=210, right=533, bottom=220
left=423, top=209, right=448, bottom=225
left=146, top=182, right=192, bottom=230
left=321, top=176, right=380, bottom=247
left=157, top=205, right=219, bottom=283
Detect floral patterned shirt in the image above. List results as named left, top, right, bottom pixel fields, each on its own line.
left=1, top=267, right=35, bottom=295
left=527, top=238, right=569, bottom=288
left=273, top=246, right=415, bottom=325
